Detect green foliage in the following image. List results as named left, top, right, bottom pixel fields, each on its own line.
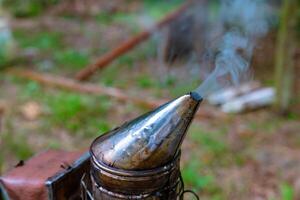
left=286, top=111, right=300, bottom=120
left=13, top=78, right=113, bottom=137
left=23, top=81, right=42, bottom=98
left=95, top=12, right=113, bottom=25
left=182, top=160, right=212, bottom=190
left=161, top=75, right=177, bottom=87
left=0, top=21, right=15, bottom=67
left=14, top=29, right=91, bottom=70
left=170, top=78, right=200, bottom=97
left=2, top=0, right=58, bottom=17
left=47, top=93, right=83, bottom=124
left=99, top=64, right=128, bottom=88
left=44, top=92, right=113, bottom=137
left=96, top=11, right=139, bottom=33
left=136, top=40, right=157, bottom=60
left=116, top=55, right=135, bottom=67
left=246, top=117, right=288, bottom=134
left=280, top=183, right=294, bottom=200
left=98, top=0, right=184, bottom=23
left=182, top=159, right=222, bottom=197
left=54, top=49, right=90, bottom=69
left=143, top=0, right=183, bottom=20
left=96, top=12, right=135, bottom=26
left=13, top=30, right=62, bottom=50
left=136, top=74, right=156, bottom=89
left=2, top=132, right=34, bottom=160
left=47, top=140, right=61, bottom=149
left=100, top=65, right=119, bottom=86
left=97, top=121, right=111, bottom=133
left=190, top=126, right=228, bottom=158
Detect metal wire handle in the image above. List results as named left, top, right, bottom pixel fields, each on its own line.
left=80, top=173, right=94, bottom=200
left=178, top=172, right=200, bottom=200
left=81, top=172, right=199, bottom=200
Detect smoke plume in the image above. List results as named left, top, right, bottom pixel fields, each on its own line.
left=194, top=0, right=273, bottom=97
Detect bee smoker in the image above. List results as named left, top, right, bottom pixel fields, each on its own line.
left=82, top=92, right=202, bottom=200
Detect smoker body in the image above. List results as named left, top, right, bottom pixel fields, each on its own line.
left=84, top=152, right=182, bottom=200
left=91, top=93, right=201, bottom=170
left=84, top=92, right=202, bottom=199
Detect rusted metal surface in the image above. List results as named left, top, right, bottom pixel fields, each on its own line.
left=91, top=92, right=202, bottom=170
left=0, top=150, right=88, bottom=200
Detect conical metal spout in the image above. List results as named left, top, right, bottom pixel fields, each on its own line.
left=91, top=92, right=202, bottom=170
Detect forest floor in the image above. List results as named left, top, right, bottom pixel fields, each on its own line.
left=0, top=1, right=300, bottom=200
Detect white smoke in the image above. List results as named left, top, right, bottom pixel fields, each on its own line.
left=194, top=0, right=273, bottom=97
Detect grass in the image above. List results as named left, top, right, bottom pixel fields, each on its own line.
left=21, top=80, right=42, bottom=98
left=189, top=125, right=229, bottom=159
left=53, top=49, right=90, bottom=69
left=1, top=132, right=34, bottom=161
left=96, top=12, right=139, bottom=33
left=182, top=157, right=223, bottom=198
left=13, top=29, right=95, bottom=74
left=0, top=118, right=34, bottom=164
left=44, top=92, right=113, bottom=137
left=247, top=120, right=279, bottom=134
left=136, top=74, right=157, bottom=89
left=3, top=0, right=42, bottom=17
left=280, top=183, right=294, bottom=200
left=99, top=65, right=120, bottom=86
left=13, top=30, right=63, bottom=50
left=170, top=77, right=200, bottom=97
left=47, top=140, right=62, bottom=150
left=96, top=12, right=135, bottom=25
left=12, top=78, right=114, bottom=137
left=143, top=0, right=184, bottom=20
left=116, top=55, right=135, bottom=68
left=46, top=93, right=84, bottom=125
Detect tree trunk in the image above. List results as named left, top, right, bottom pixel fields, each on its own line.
left=274, top=0, right=298, bottom=114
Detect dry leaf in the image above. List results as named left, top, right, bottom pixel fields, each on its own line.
left=21, top=101, right=41, bottom=120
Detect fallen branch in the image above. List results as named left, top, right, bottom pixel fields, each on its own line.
left=75, top=1, right=192, bottom=81
left=7, top=69, right=224, bottom=120
left=9, top=69, right=162, bottom=108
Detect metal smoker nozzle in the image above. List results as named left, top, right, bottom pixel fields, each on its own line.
left=91, top=92, right=202, bottom=170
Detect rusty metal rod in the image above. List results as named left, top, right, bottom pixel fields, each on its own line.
left=75, top=1, right=192, bottom=81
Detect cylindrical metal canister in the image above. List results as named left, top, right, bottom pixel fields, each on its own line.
left=90, top=149, right=182, bottom=200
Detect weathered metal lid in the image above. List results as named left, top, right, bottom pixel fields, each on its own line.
left=90, top=92, right=202, bottom=170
